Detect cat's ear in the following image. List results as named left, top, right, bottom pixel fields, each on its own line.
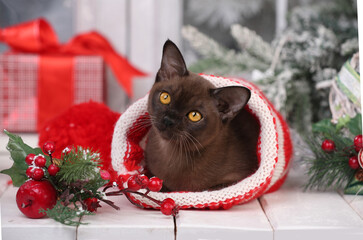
left=156, top=40, right=188, bottom=82
left=211, top=86, right=251, bottom=122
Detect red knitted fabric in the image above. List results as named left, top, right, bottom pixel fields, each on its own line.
left=38, top=101, right=121, bottom=183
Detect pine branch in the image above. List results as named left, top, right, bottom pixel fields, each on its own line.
left=40, top=200, right=94, bottom=226
left=182, top=25, right=228, bottom=59
left=182, top=25, right=269, bottom=72
left=230, top=24, right=273, bottom=63
left=57, top=147, right=102, bottom=184
left=304, top=131, right=355, bottom=191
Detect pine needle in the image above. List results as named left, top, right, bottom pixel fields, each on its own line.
left=303, top=132, right=355, bottom=191
left=57, top=147, right=102, bottom=184
left=40, top=200, right=94, bottom=226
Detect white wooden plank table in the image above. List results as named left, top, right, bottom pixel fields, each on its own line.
left=342, top=194, right=363, bottom=219
left=77, top=195, right=175, bottom=240
left=1, top=187, right=77, bottom=240
left=176, top=200, right=272, bottom=240
left=260, top=169, right=363, bottom=240
left=1, top=134, right=363, bottom=240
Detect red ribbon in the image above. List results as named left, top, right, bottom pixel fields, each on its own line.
left=0, top=18, right=146, bottom=130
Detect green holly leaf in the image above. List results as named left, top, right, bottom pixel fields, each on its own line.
left=1, top=130, right=46, bottom=187
left=1, top=164, right=28, bottom=187
left=346, top=114, right=362, bottom=136
left=344, top=171, right=363, bottom=195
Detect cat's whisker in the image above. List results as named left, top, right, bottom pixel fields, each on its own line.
left=185, top=131, right=204, bottom=150
left=182, top=134, right=194, bottom=171
left=179, top=134, right=188, bottom=167
left=126, top=121, right=152, bottom=136
left=126, top=126, right=150, bottom=137
left=183, top=131, right=202, bottom=157
left=168, top=134, right=179, bottom=167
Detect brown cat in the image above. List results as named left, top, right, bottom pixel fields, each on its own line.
left=145, top=40, right=260, bottom=192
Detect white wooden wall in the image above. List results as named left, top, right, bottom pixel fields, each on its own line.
left=74, top=0, right=183, bottom=112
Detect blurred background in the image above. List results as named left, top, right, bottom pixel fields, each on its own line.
left=0, top=0, right=359, bottom=133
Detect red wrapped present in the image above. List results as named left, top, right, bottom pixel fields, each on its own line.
left=0, top=53, right=104, bottom=132
left=0, top=19, right=146, bottom=132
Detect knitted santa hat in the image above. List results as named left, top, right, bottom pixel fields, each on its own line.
left=111, top=74, right=293, bottom=210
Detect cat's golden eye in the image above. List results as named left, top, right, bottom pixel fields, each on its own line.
left=188, top=111, right=202, bottom=122
left=159, top=92, right=171, bottom=105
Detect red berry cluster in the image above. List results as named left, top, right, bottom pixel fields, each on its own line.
left=25, top=141, right=60, bottom=181
left=17, top=141, right=59, bottom=219
left=105, top=174, right=178, bottom=216
left=321, top=135, right=363, bottom=170
left=21, top=140, right=179, bottom=218
left=126, top=175, right=163, bottom=192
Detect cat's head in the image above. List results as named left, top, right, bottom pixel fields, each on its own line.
left=148, top=40, right=251, bottom=147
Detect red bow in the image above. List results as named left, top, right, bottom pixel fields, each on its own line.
left=0, top=18, right=146, bottom=97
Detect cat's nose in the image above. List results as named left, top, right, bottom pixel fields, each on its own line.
left=163, top=116, right=175, bottom=127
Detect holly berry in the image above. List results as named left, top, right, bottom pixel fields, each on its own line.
left=148, top=177, right=163, bottom=192
left=25, top=153, right=36, bottom=165
left=32, top=168, right=44, bottom=180
left=48, top=164, right=60, bottom=176
left=100, top=170, right=111, bottom=180
left=160, top=198, right=177, bottom=216
left=354, top=135, right=363, bottom=152
left=16, top=180, right=57, bottom=218
left=321, top=139, right=336, bottom=152
left=84, top=197, right=101, bottom=212
left=349, top=156, right=360, bottom=170
left=43, top=141, right=55, bottom=155
left=116, top=175, right=125, bottom=190
left=127, top=176, right=142, bottom=191
left=34, top=155, right=47, bottom=168
left=138, top=175, right=149, bottom=189
left=127, top=175, right=149, bottom=190
left=26, top=167, right=34, bottom=178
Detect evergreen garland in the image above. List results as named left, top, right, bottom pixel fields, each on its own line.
left=182, top=0, right=358, bottom=133
left=304, top=114, right=362, bottom=191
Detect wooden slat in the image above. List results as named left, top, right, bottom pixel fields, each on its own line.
left=129, top=0, right=157, bottom=101
left=341, top=193, right=363, bottom=220
left=1, top=187, right=77, bottom=240
left=154, top=0, right=183, bottom=62
left=74, top=0, right=129, bottom=112
left=74, top=0, right=128, bottom=53
left=260, top=170, right=363, bottom=240
left=77, top=194, right=175, bottom=240
left=177, top=200, right=273, bottom=240
left=129, top=0, right=183, bottom=101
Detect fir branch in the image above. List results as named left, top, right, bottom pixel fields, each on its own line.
left=304, top=132, right=355, bottom=191
left=182, top=25, right=268, bottom=72
left=40, top=200, right=94, bottom=226
left=57, top=147, right=102, bottom=184
left=230, top=24, right=273, bottom=63
left=182, top=25, right=228, bottom=59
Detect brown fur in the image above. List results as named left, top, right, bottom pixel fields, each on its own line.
left=144, top=40, right=259, bottom=192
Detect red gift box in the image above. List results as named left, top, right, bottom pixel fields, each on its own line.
left=0, top=53, right=104, bottom=132
left=0, top=18, right=146, bottom=132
